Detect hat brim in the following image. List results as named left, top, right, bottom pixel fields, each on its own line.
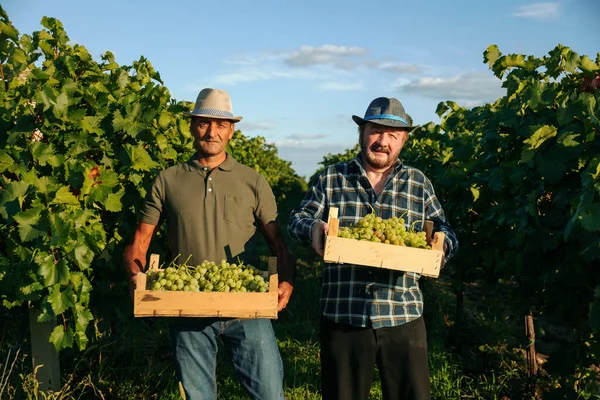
left=183, top=111, right=243, bottom=122
left=352, top=115, right=415, bottom=129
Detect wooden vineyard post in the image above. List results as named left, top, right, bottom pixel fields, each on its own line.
left=525, top=311, right=538, bottom=376
left=29, top=306, right=61, bottom=391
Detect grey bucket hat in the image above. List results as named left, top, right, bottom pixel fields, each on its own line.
left=352, top=97, right=415, bottom=129
left=183, top=88, right=243, bottom=122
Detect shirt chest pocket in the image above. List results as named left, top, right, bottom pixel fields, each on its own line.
left=223, top=195, right=256, bottom=228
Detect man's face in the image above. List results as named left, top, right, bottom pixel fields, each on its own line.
left=190, top=117, right=235, bottom=157
left=360, top=122, right=409, bottom=170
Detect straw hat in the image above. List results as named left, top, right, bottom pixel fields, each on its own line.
left=183, top=88, right=243, bottom=122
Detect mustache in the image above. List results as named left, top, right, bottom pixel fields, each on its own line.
left=370, top=144, right=390, bottom=153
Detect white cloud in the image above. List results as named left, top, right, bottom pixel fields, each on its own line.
left=287, top=133, right=329, bottom=140
left=213, top=66, right=322, bottom=85
left=226, top=51, right=286, bottom=65
left=379, top=63, right=423, bottom=74
left=512, top=2, right=560, bottom=19
left=285, top=45, right=368, bottom=68
left=397, top=72, right=504, bottom=101
left=317, top=81, right=365, bottom=91
left=237, top=121, right=276, bottom=131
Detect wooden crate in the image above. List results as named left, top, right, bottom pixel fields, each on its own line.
left=134, top=255, right=279, bottom=318
left=323, top=207, right=445, bottom=278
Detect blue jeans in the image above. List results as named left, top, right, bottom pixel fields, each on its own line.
left=169, top=318, right=285, bottom=400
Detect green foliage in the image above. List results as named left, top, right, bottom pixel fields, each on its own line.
left=309, top=143, right=360, bottom=183
left=0, top=7, right=195, bottom=351
left=401, top=44, right=600, bottom=395
left=0, top=7, right=302, bottom=352
left=228, top=130, right=307, bottom=201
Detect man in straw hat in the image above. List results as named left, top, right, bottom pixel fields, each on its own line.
left=288, top=96, right=458, bottom=400
left=124, top=88, right=295, bottom=399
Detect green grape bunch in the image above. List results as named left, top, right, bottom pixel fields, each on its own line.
left=337, top=213, right=431, bottom=249
left=145, top=257, right=270, bottom=293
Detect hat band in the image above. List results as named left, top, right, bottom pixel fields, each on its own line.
left=192, top=108, right=235, bottom=118
left=364, top=114, right=407, bottom=125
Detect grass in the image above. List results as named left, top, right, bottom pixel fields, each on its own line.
left=2, top=243, right=599, bottom=399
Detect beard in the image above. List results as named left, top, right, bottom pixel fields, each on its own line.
left=360, top=137, right=401, bottom=170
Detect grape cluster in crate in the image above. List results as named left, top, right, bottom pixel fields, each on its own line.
left=337, top=213, right=430, bottom=249
left=146, top=258, right=269, bottom=293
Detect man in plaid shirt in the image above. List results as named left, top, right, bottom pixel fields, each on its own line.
left=288, top=96, right=458, bottom=400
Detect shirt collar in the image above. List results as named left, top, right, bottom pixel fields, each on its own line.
left=185, top=152, right=236, bottom=172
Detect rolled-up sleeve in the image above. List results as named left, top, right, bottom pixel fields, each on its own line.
left=288, top=170, right=329, bottom=246
left=254, top=175, right=278, bottom=225
left=140, top=173, right=165, bottom=226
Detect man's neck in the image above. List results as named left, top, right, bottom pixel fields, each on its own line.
left=197, top=153, right=227, bottom=169
left=362, top=161, right=395, bottom=194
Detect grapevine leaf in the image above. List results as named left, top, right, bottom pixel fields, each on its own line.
left=0, top=181, right=29, bottom=204
left=123, top=144, right=159, bottom=171
left=51, top=186, right=80, bottom=206
left=561, top=47, right=580, bottom=73
left=484, top=45, right=501, bottom=69
left=0, top=20, right=19, bottom=41
left=112, top=110, right=146, bottom=137
left=13, top=206, right=48, bottom=242
left=0, top=151, right=14, bottom=172
left=49, top=325, right=74, bottom=351
left=85, top=169, right=119, bottom=203
left=38, top=256, right=69, bottom=287
left=81, top=116, right=103, bottom=135
left=20, top=281, right=44, bottom=296
left=53, top=91, right=69, bottom=118
left=525, top=125, right=557, bottom=150
left=30, top=142, right=62, bottom=167
left=74, top=330, right=88, bottom=350
left=49, top=212, right=73, bottom=246
left=117, top=70, right=130, bottom=89
left=557, top=133, right=580, bottom=147
left=33, top=301, right=55, bottom=322
left=75, top=304, right=94, bottom=332
left=435, top=102, right=450, bottom=118
left=579, top=55, right=599, bottom=73
left=74, top=243, right=94, bottom=270
left=37, top=86, right=58, bottom=111
left=104, top=187, right=125, bottom=212
left=47, top=284, right=75, bottom=315
left=70, top=272, right=92, bottom=304
left=158, top=112, right=171, bottom=129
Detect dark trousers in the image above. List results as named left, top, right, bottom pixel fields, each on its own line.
left=320, top=315, right=431, bottom=400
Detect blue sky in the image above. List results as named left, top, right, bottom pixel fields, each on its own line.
left=3, top=0, right=598, bottom=178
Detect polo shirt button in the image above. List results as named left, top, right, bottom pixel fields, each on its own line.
left=208, top=177, right=212, bottom=181
left=208, top=188, right=212, bottom=192
left=203, top=167, right=207, bottom=171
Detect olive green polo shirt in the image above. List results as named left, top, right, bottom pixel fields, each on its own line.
left=139, top=153, right=278, bottom=267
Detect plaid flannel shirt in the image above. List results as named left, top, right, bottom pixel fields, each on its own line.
left=288, top=155, right=458, bottom=328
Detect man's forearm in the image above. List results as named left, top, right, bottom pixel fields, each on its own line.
left=276, top=246, right=296, bottom=285
left=260, top=222, right=297, bottom=284
left=123, top=243, right=147, bottom=278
